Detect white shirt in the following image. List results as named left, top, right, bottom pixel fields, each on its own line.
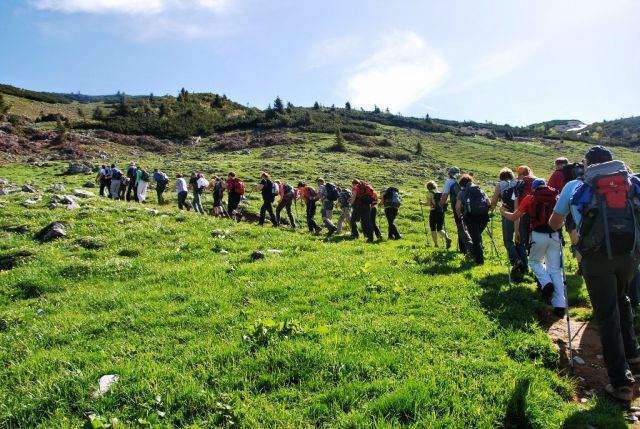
left=176, top=178, right=187, bottom=193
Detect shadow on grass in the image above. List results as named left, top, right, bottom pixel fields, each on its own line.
left=414, top=250, right=474, bottom=275
left=502, top=378, right=533, bottom=429
left=562, top=395, right=628, bottom=429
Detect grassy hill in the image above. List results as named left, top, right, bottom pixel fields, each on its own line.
left=2, top=89, right=640, bottom=427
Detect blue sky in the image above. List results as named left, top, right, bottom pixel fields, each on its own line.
left=1, top=0, right=638, bottom=125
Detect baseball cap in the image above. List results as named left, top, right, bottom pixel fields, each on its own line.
left=584, top=145, right=613, bottom=166
left=532, top=178, right=546, bottom=189
left=448, top=166, right=460, bottom=177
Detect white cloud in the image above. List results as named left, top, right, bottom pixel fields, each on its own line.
left=345, top=31, right=449, bottom=113
left=32, top=0, right=228, bottom=15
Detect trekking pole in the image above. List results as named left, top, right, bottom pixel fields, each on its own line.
left=561, top=244, right=575, bottom=372
left=418, top=200, right=430, bottom=246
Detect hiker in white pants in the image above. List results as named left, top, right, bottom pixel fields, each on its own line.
left=336, top=205, right=351, bottom=234
left=529, top=231, right=566, bottom=310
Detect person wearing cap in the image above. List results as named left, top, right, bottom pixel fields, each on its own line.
left=548, top=157, right=569, bottom=192
left=550, top=145, right=640, bottom=403
left=502, top=178, right=566, bottom=315
left=125, top=163, right=138, bottom=202
left=440, top=167, right=472, bottom=254
left=316, top=178, right=338, bottom=235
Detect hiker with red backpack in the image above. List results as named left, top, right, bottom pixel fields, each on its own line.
left=440, top=167, right=472, bottom=254
left=254, top=172, right=278, bottom=226
left=456, top=174, right=491, bottom=264
left=349, top=179, right=377, bottom=242
left=548, top=157, right=569, bottom=192
left=297, top=181, right=322, bottom=233
left=275, top=180, right=297, bottom=229
left=513, top=165, right=536, bottom=266
left=225, top=172, right=245, bottom=220
left=501, top=179, right=566, bottom=316
left=317, top=178, right=339, bottom=235
left=549, top=146, right=640, bottom=404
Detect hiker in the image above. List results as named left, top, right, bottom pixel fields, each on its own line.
left=275, top=180, right=296, bottom=229
left=225, top=172, right=245, bottom=220
left=211, top=176, right=225, bottom=217
left=119, top=176, right=128, bottom=200
left=254, top=172, right=278, bottom=226
left=153, top=168, right=169, bottom=204
left=455, top=174, right=490, bottom=264
left=317, top=178, right=338, bottom=235
left=96, top=164, right=111, bottom=198
left=548, top=157, right=569, bottom=192
left=336, top=186, right=352, bottom=234
left=297, top=181, right=322, bottom=233
left=549, top=145, right=640, bottom=403
left=490, top=168, right=527, bottom=279
left=108, top=163, right=123, bottom=200
left=440, top=167, right=472, bottom=254
left=422, top=181, right=452, bottom=248
left=349, top=179, right=376, bottom=242
left=136, top=166, right=149, bottom=203
left=513, top=165, right=536, bottom=262
left=380, top=186, right=402, bottom=240
left=175, top=173, right=190, bottom=212
left=501, top=179, right=566, bottom=316
left=125, top=163, right=138, bottom=202
left=190, top=173, right=206, bottom=214
left=370, top=198, right=383, bottom=241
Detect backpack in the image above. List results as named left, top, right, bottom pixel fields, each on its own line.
left=306, top=186, right=318, bottom=201
left=430, top=191, right=445, bottom=212
left=384, top=187, right=401, bottom=208
left=357, top=182, right=378, bottom=204
left=338, top=188, right=352, bottom=207
left=141, top=171, right=150, bottom=182
left=515, top=176, right=535, bottom=201
left=325, top=183, right=339, bottom=201
left=562, top=162, right=584, bottom=182
left=526, top=185, right=558, bottom=233
left=112, top=169, right=123, bottom=181
left=462, top=184, right=490, bottom=216
left=233, top=179, right=245, bottom=195
left=127, top=166, right=137, bottom=179
left=571, top=160, right=640, bottom=260
left=269, top=181, right=279, bottom=196
left=500, top=181, right=517, bottom=212
left=158, top=172, right=169, bottom=185
left=197, top=177, right=209, bottom=192
left=214, top=180, right=225, bottom=197
left=282, top=183, right=295, bottom=200
left=448, top=179, right=461, bottom=204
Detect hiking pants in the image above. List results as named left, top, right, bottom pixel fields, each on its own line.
left=321, top=200, right=336, bottom=231
left=464, top=214, right=488, bottom=264
left=306, top=200, right=319, bottom=232
left=350, top=203, right=373, bottom=240
left=259, top=198, right=277, bottom=226
left=517, top=214, right=530, bottom=266
left=453, top=208, right=473, bottom=254
left=385, top=207, right=401, bottom=239
left=126, top=178, right=138, bottom=202
left=110, top=179, right=121, bottom=200
left=628, top=268, right=640, bottom=307
left=582, top=252, right=640, bottom=388
left=192, top=191, right=205, bottom=214
left=502, top=218, right=527, bottom=266
left=336, top=206, right=351, bottom=234
left=119, top=183, right=126, bottom=200
left=177, top=191, right=190, bottom=210
left=228, top=192, right=241, bottom=216
left=99, top=178, right=109, bottom=197
left=137, top=181, right=148, bottom=203
left=529, top=231, right=566, bottom=308
left=156, top=182, right=166, bottom=204
left=276, top=199, right=295, bottom=228
left=371, top=206, right=382, bottom=240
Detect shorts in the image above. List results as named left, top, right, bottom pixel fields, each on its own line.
left=429, top=209, right=444, bottom=231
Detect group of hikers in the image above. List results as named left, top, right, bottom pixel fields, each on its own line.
left=95, top=144, right=640, bottom=404
left=95, top=164, right=403, bottom=242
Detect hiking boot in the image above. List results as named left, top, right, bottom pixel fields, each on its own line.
left=315, top=227, right=322, bottom=233
left=541, top=283, right=554, bottom=301
left=553, top=307, right=566, bottom=318
left=328, top=226, right=338, bottom=236
left=445, top=237, right=452, bottom=249
left=605, top=384, right=633, bottom=403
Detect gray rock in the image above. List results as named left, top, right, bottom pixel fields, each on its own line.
left=83, top=182, right=96, bottom=188
left=66, top=162, right=92, bottom=175
left=22, top=184, right=37, bottom=193
left=572, top=356, right=586, bottom=365
left=145, top=208, right=159, bottom=216
left=36, top=222, right=67, bottom=242
left=52, top=184, right=65, bottom=191
left=0, top=177, right=9, bottom=186
left=73, top=189, right=95, bottom=198
left=51, top=195, right=80, bottom=210
left=36, top=308, right=44, bottom=317
left=22, top=196, right=42, bottom=207
left=0, top=188, right=10, bottom=196
left=91, top=375, right=119, bottom=399
left=251, top=251, right=265, bottom=260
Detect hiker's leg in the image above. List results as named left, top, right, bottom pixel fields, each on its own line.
left=429, top=211, right=439, bottom=246
left=110, top=180, right=120, bottom=200
left=502, top=218, right=518, bottom=265
left=583, top=254, right=636, bottom=388
left=546, top=232, right=567, bottom=309
left=371, top=207, right=381, bottom=239
left=336, top=208, right=344, bottom=234
left=360, top=204, right=374, bottom=241
left=275, top=200, right=284, bottom=225
left=285, top=200, right=295, bottom=228
left=259, top=200, right=268, bottom=224
left=385, top=207, right=396, bottom=239
left=350, top=204, right=361, bottom=237
left=518, top=214, right=530, bottom=266
left=628, top=268, right=640, bottom=307
left=528, top=232, right=552, bottom=288
left=465, top=215, right=484, bottom=264
left=267, top=201, right=277, bottom=226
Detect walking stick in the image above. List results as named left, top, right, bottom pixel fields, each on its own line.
left=561, top=244, right=575, bottom=372
left=418, top=200, right=430, bottom=246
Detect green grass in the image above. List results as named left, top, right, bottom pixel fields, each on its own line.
left=3, top=94, right=111, bottom=121
left=1, top=128, right=639, bottom=428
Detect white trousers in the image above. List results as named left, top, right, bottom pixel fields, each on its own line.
left=529, top=231, right=566, bottom=308
left=137, top=181, right=148, bottom=203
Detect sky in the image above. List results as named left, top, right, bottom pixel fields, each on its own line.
left=1, top=0, right=639, bottom=125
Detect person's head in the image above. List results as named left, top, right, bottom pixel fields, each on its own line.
left=154, top=168, right=158, bottom=173
left=260, top=171, right=270, bottom=180
left=448, top=166, right=460, bottom=178
left=111, top=163, right=116, bottom=168
left=516, top=165, right=531, bottom=179
left=297, top=181, right=305, bottom=188
left=176, top=173, right=183, bottom=179
left=139, top=166, right=145, bottom=171
left=498, top=167, right=514, bottom=182
left=426, top=180, right=437, bottom=191
left=275, top=180, right=281, bottom=185
left=532, top=178, right=547, bottom=190
left=584, top=145, right=613, bottom=167
left=101, top=164, right=106, bottom=168
left=554, top=157, right=569, bottom=170
left=381, top=186, right=388, bottom=195
left=316, top=178, right=325, bottom=185
left=458, top=174, right=474, bottom=188
left=191, top=172, right=196, bottom=178
left=228, top=171, right=236, bottom=179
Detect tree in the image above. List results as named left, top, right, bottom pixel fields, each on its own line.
left=274, top=96, right=284, bottom=114
left=265, top=103, right=276, bottom=120
left=159, top=101, right=172, bottom=118
left=115, top=93, right=131, bottom=116
left=424, top=114, right=431, bottom=123
left=313, top=101, right=320, bottom=110
left=211, top=94, right=223, bottom=108
left=416, top=141, right=423, bottom=155
left=329, top=127, right=347, bottom=152
left=286, top=102, right=294, bottom=114
left=54, top=116, right=67, bottom=144
left=77, top=107, right=85, bottom=118
left=0, top=94, right=10, bottom=120
left=504, top=130, right=514, bottom=141
left=345, top=101, right=351, bottom=111
left=178, top=88, right=189, bottom=102
left=92, top=105, right=104, bottom=120
left=374, top=105, right=381, bottom=114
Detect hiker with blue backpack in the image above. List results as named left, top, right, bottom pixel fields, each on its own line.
left=440, top=167, right=473, bottom=254
left=336, top=186, right=352, bottom=235
left=455, top=174, right=491, bottom=265
left=108, top=164, right=123, bottom=201
left=275, top=180, right=296, bottom=229
left=153, top=168, right=169, bottom=205
left=380, top=186, right=402, bottom=240
left=255, top=172, right=278, bottom=226
left=549, top=146, right=640, bottom=404
left=317, top=178, right=339, bottom=235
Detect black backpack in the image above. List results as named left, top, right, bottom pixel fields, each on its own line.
left=384, top=187, right=401, bottom=208
left=463, top=184, right=490, bottom=216
left=325, top=183, right=339, bottom=201
left=112, top=169, right=123, bottom=181
left=141, top=171, right=150, bottom=182
left=338, top=188, right=352, bottom=207
left=500, top=182, right=516, bottom=212
left=430, top=191, right=445, bottom=212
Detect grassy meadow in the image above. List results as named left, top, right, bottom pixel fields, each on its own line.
left=2, top=129, right=640, bottom=428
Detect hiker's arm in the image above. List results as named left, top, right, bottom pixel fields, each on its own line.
left=455, top=199, right=462, bottom=217
left=490, top=185, right=500, bottom=210
left=500, top=206, right=522, bottom=222
left=440, top=193, right=449, bottom=208
left=548, top=212, right=565, bottom=231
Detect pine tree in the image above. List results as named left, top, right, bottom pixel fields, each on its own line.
left=116, top=93, right=130, bottom=116
left=330, top=128, right=347, bottom=152
left=211, top=94, right=223, bottom=108
left=77, top=107, right=85, bottom=118
left=286, top=102, right=294, bottom=114
left=92, top=106, right=104, bottom=120
left=416, top=141, right=423, bottom=155
left=330, top=104, right=336, bottom=112
left=313, top=101, right=320, bottom=110
left=54, top=116, right=67, bottom=144
left=374, top=105, right=381, bottom=114
left=345, top=101, right=351, bottom=111
left=178, top=88, right=189, bottom=102
left=274, top=96, right=284, bottom=114
left=424, top=114, right=431, bottom=123
left=0, top=94, right=9, bottom=120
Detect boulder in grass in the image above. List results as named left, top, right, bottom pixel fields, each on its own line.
left=91, top=375, right=119, bottom=399
left=0, top=178, right=9, bottom=186
left=83, top=182, right=96, bottom=188
left=52, top=184, right=65, bottom=192
left=51, top=195, right=80, bottom=210
left=22, top=184, right=37, bottom=193
left=250, top=251, right=265, bottom=261
left=73, top=189, right=95, bottom=198
left=22, top=196, right=42, bottom=207
left=145, top=208, right=159, bottom=216
left=36, top=222, right=67, bottom=242
left=65, top=162, right=92, bottom=175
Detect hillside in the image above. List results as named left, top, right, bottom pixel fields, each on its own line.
left=2, top=87, right=640, bottom=427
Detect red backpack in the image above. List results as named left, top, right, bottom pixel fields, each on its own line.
left=527, top=185, right=558, bottom=233
left=233, top=179, right=245, bottom=195
left=515, top=176, right=535, bottom=203
left=358, top=182, right=378, bottom=203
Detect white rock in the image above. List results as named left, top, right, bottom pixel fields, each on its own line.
left=626, top=415, right=638, bottom=423
left=572, top=356, right=586, bottom=365
left=73, top=189, right=95, bottom=198
left=596, top=354, right=603, bottom=360
left=220, top=249, right=229, bottom=254
left=91, top=375, right=119, bottom=398
left=22, top=196, right=42, bottom=207
left=52, top=184, right=65, bottom=191
left=267, top=249, right=283, bottom=253
left=145, top=208, right=159, bottom=216
left=36, top=308, right=44, bottom=317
